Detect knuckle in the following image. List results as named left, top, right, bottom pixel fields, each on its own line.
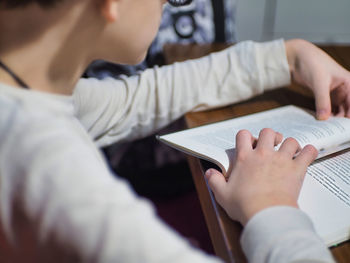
left=285, top=137, right=300, bottom=147
left=236, top=150, right=247, bottom=162
left=276, top=132, right=284, bottom=139
left=304, top=144, right=318, bottom=156
left=256, top=148, right=269, bottom=158
left=260, top=128, right=274, bottom=135
left=275, top=151, right=287, bottom=160
left=237, top=129, right=250, bottom=138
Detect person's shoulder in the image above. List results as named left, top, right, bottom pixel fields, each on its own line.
left=0, top=93, right=54, bottom=126
left=0, top=94, right=74, bottom=146
left=0, top=95, right=39, bottom=157
left=0, top=94, right=27, bottom=136
left=0, top=93, right=91, bottom=171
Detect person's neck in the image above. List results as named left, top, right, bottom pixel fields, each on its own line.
left=0, top=42, right=88, bottom=95
left=0, top=3, right=102, bottom=95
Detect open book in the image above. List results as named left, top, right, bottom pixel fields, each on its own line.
left=158, top=105, right=350, bottom=247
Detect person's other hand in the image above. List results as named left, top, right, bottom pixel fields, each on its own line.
left=205, top=128, right=318, bottom=225
left=285, top=39, right=350, bottom=120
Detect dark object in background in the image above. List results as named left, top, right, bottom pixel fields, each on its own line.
left=103, top=119, right=192, bottom=198
left=85, top=0, right=236, bottom=78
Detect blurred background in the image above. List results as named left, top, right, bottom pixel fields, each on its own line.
left=236, top=0, right=350, bottom=43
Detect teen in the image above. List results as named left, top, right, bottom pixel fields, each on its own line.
left=0, top=0, right=349, bottom=262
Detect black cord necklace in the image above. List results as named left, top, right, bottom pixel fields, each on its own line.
left=0, top=60, right=30, bottom=89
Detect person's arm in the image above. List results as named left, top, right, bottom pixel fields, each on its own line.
left=241, top=207, right=334, bottom=263
left=0, top=103, right=221, bottom=263
left=205, top=129, right=335, bottom=263
left=74, top=40, right=290, bottom=147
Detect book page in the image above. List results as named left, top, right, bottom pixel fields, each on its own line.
left=299, top=149, right=350, bottom=246
left=159, top=105, right=350, bottom=174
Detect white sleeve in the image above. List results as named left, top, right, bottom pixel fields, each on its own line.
left=0, top=104, right=221, bottom=263
left=241, top=206, right=335, bottom=263
left=73, top=39, right=290, bottom=147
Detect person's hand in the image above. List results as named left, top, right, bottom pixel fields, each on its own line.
left=285, top=39, right=350, bottom=120
left=205, top=128, right=318, bottom=225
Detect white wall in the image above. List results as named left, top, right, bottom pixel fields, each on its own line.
left=236, top=0, right=350, bottom=44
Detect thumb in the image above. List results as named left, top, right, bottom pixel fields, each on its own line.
left=313, top=79, right=332, bottom=120
left=205, top=169, right=227, bottom=200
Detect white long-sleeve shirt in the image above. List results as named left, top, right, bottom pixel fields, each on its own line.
left=0, top=40, right=334, bottom=262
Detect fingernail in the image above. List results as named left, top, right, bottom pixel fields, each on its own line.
left=317, top=109, right=327, bottom=120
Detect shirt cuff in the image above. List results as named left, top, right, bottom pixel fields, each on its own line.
left=240, top=206, right=334, bottom=263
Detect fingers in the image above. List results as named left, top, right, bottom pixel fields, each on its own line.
left=255, top=128, right=281, bottom=150
left=205, top=168, right=227, bottom=202
left=294, top=144, right=318, bottom=168
left=236, top=130, right=254, bottom=152
left=274, top=132, right=283, bottom=146
left=278, top=137, right=301, bottom=157
left=330, top=83, right=350, bottom=117
left=335, top=104, right=345, bottom=117
left=313, top=80, right=332, bottom=120
left=344, top=82, right=350, bottom=118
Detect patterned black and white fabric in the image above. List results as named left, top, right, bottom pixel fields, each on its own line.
left=150, top=0, right=236, bottom=55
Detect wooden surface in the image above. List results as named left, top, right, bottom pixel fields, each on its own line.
left=164, top=43, right=350, bottom=263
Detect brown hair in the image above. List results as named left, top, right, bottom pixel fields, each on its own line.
left=0, top=0, right=63, bottom=9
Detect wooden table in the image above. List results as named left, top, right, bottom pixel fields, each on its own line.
left=164, top=43, right=350, bottom=263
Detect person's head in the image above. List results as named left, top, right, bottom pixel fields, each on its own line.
left=0, top=0, right=191, bottom=66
